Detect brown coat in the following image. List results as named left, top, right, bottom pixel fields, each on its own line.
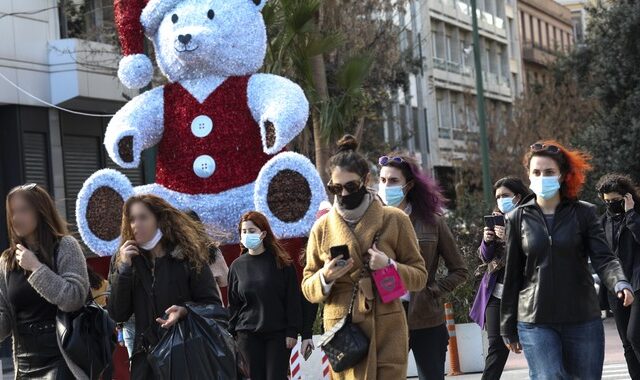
left=302, top=200, right=427, bottom=380
left=406, top=214, right=468, bottom=330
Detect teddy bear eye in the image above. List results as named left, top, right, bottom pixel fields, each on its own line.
left=207, top=9, right=215, bottom=20
left=171, top=14, right=179, bottom=24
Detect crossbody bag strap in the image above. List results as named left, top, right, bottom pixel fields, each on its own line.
left=346, top=232, right=380, bottom=319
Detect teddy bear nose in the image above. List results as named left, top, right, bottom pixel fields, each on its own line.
left=178, top=34, right=192, bottom=45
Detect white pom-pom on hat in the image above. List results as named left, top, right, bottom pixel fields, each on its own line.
left=118, top=53, right=153, bottom=90
left=114, top=0, right=178, bottom=89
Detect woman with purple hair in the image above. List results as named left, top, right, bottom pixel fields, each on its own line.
left=378, top=153, right=468, bottom=380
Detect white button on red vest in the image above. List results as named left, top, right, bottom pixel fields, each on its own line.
left=193, top=155, right=216, bottom=178
left=191, top=115, right=213, bottom=138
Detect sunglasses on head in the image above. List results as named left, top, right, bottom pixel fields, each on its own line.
left=327, top=179, right=363, bottom=195
left=530, top=143, right=560, bottom=154
left=378, top=156, right=404, bottom=166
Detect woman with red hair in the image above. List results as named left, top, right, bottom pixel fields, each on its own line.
left=228, top=211, right=302, bottom=380
left=500, top=141, right=635, bottom=380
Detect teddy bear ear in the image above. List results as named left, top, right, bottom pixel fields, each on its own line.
left=250, top=0, right=268, bottom=12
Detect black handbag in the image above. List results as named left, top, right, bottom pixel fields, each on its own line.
left=52, top=247, right=117, bottom=379
left=319, top=267, right=370, bottom=372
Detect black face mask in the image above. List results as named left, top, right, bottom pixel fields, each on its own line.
left=337, top=185, right=368, bottom=210
left=607, top=199, right=625, bottom=215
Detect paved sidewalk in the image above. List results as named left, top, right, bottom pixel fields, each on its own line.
left=439, top=318, right=630, bottom=380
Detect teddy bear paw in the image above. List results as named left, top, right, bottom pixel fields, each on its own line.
left=76, top=169, right=135, bottom=256
left=254, top=152, right=327, bottom=239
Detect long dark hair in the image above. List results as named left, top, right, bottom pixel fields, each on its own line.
left=328, top=135, right=369, bottom=178
left=523, top=140, right=592, bottom=200
left=493, top=177, right=532, bottom=206
left=596, top=173, right=640, bottom=213
left=4, top=184, right=68, bottom=271
left=381, top=152, right=446, bottom=225
left=238, top=211, right=292, bottom=268
left=118, top=194, right=210, bottom=272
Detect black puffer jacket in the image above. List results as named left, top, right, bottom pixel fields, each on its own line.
left=501, top=197, right=627, bottom=343
left=602, top=209, right=640, bottom=291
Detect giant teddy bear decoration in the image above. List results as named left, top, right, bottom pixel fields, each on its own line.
left=76, top=0, right=326, bottom=255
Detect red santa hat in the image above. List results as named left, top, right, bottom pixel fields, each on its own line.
left=114, top=0, right=182, bottom=89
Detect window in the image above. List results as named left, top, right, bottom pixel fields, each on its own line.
left=489, top=43, right=498, bottom=78
left=529, top=15, right=535, bottom=44
left=537, top=19, right=542, bottom=46
left=437, top=91, right=451, bottom=139
left=545, top=23, right=550, bottom=49
left=433, top=24, right=446, bottom=60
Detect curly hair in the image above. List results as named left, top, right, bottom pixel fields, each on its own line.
left=596, top=173, right=640, bottom=212
left=118, top=194, right=209, bottom=272
left=380, top=152, right=446, bottom=224
left=523, top=140, right=592, bottom=200
left=238, top=211, right=292, bottom=268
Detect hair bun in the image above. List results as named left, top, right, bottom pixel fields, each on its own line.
left=336, top=134, right=359, bottom=153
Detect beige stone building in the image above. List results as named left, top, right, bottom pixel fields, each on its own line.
left=517, top=0, right=574, bottom=87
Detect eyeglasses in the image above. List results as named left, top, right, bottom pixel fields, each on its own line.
left=21, top=183, right=37, bottom=190
left=327, top=180, right=362, bottom=195
left=378, top=156, right=404, bottom=166
left=530, top=143, right=560, bottom=154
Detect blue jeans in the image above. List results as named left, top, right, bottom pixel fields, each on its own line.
left=518, top=319, right=604, bottom=380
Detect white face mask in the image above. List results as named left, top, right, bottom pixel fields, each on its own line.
left=140, top=228, right=163, bottom=250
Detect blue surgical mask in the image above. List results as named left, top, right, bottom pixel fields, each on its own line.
left=241, top=233, right=263, bottom=250
left=379, top=185, right=406, bottom=207
left=497, top=197, right=516, bottom=214
left=529, top=176, right=561, bottom=200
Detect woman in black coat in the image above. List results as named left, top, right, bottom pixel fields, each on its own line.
left=597, top=173, right=640, bottom=379
left=108, top=194, right=221, bottom=379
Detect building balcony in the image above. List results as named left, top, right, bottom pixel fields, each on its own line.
left=431, top=58, right=513, bottom=101
left=48, top=38, right=137, bottom=113
left=521, top=41, right=558, bottom=67
left=429, top=0, right=508, bottom=41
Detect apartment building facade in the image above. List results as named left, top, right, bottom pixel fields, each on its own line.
left=386, top=0, right=524, bottom=190
left=518, top=0, right=574, bottom=86
left=0, top=0, right=147, bottom=250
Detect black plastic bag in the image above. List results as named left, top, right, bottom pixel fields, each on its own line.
left=148, top=303, right=237, bottom=380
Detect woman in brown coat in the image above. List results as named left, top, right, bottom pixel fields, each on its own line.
left=302, top=135, right=427, bottom=379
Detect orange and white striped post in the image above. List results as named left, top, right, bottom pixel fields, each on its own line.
left=445, top=302, right=462, bottom=376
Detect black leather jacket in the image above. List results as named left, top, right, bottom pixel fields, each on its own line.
left=500, top=197, right=627, bottom=343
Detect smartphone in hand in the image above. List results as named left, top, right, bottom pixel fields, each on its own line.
left=494, top=214, right=505, bottom=227
left=484, top=215, right=496, bottom=230
left=303, top=344, right=314, bottom=360
left=330, top=245, right=350, bottom=267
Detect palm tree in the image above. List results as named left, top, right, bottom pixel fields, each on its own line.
left=263, top=0, right=373, bottom=184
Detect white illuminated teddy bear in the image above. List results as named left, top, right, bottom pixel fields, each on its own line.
left=76, top=0, right=326, bottom=255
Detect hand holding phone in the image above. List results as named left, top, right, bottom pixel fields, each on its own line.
left=330, top=245, right=350, bottom=266
left=302, top=339, right=314, bottom=360
left=484, top=215, right=496, bottom=230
